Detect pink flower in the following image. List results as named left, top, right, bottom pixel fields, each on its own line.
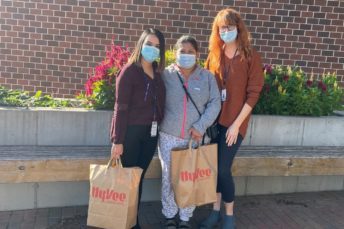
left=85, top=81, right=93, bottom=96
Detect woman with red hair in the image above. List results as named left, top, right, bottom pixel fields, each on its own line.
left=200, top=8, right=264, bottom=229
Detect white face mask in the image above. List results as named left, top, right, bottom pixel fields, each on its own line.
left=220, top=28, right=238, bottom=43
left=176, top=54, right=196, bottom=69
left=141, top=44, right=160, bottom=63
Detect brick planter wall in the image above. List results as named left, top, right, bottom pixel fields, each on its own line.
left=0, top=0, right=343, bottom=98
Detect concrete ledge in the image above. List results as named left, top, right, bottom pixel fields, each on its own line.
left=1, top=146, right=343, bottom=183
left=1, top=176, right=343, bottom=211
left=0, top=107, right=112, bottom=146
left=248, top=115, right=344, bottom=146
left=1, top=108, right=343, bottom=211
left=1, top=107, right=343, bottom=146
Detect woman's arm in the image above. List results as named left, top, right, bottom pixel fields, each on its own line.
left=110, top=66, right=133, bottom=158
left=225, top=103, right=252, bottom=146
left=191, top=71, right=221, bottom=136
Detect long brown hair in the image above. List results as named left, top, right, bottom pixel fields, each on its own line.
left=128, top=28, right=166, bottom=73
left=206, top=8, right=252, bottom=72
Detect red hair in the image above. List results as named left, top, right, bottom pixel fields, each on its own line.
left=205, top=8, right=252, bottom=76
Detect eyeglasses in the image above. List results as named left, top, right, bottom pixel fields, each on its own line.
left=219, top=25, right=237, bottom=32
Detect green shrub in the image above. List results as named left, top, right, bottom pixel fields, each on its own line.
left=254, top=65, right=343, bottom=116
left=0, top=87, right=75, bottom=108
left=165, top=49, right=175, bottom=67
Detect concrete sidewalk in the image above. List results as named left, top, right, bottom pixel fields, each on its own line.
left=1, top=191, right=343, bottom=229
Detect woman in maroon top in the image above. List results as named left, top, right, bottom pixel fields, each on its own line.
left=110, top=28, right=166, bottom=229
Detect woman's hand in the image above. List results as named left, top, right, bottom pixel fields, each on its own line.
left=226, top=124, right=239, bottom=146
left=189, top=127, right=203, bottom=143
left=111, top=144, right=123, bottom=159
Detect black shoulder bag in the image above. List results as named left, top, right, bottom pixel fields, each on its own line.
left=176, top=72, right=219, bottom=143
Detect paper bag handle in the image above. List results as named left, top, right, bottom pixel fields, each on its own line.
left=188, top=140, right=201, bottom=150
left=107, top=158, right=123, bottom=169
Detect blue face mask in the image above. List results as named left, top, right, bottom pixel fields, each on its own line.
left=176, top=54, right=196, bottom=69
left=220, top=28, right=238, bottom=43
left=141, top=44, right=160, bottom=63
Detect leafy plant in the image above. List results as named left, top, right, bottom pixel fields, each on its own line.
left=0, top=86, right=29, bottom=106
left=165, top=49, right=176, bottom=67
left=0, top=86, right=75, bottom=108
left=254, top=65, right=343, bottom=116
left=78, top=40, right=131, bottom=110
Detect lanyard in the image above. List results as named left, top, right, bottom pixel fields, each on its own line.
left=222, top=48, right=238, bottom=87
left=143, top=74, right=158, bottom=121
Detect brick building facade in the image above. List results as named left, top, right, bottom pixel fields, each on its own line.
left=0, top=0, right=343, bottom=98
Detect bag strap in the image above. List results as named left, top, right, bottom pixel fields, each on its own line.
left=176, top=71, right=205, bottom=144
left=176, top=72, right=201, bottom=116
left=107, top=158, right=123, bottom=168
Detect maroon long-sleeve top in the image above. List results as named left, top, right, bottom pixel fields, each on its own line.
left=110, top=63, right=166, bottom=144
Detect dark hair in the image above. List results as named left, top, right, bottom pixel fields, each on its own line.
left=128, top=28, right=165, bottom=73
left=174, top=35, right=199, bottom=52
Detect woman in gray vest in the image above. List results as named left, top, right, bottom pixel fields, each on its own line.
left=158, top=35, right=221, bottom=229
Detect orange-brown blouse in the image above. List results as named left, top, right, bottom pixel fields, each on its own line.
left=205, top=49, right=264, bottom=138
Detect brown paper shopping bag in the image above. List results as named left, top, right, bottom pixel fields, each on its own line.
left=171, top=141, right=218, bottom=208
left=87, top=159, right=143, bottom=229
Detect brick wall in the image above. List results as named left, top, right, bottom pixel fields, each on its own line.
left=0, top=0, right=343, bottom=98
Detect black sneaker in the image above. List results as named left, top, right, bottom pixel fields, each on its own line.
left=164, top=218, right=177, bottom=229
left=132, top=224, right=141, bottom=229
left=178, top=220, right=191, bottom=229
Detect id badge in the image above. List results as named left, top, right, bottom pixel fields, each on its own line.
left=221, top=89, right=227, bottom=102
left=151, top=121, right=158, bottom=137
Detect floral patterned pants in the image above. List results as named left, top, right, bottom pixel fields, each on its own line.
left=158, top=131, right=195, bottom=222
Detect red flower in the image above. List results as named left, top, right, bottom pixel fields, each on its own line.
left=84, top=39, right=131, bottom=96
left=306, top=80, right=313, bottom=87
left=318, top=81, right=327, bottom=92
left=264, top=64, right=273, bottom=74
left=265, top=84, right=271, bottom=93
left=283, top=75, right=289, bottom=82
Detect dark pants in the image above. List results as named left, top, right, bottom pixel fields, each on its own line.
left=215, top=125, right=243, bottom=203
left=121, top=125, right=158, bottom=229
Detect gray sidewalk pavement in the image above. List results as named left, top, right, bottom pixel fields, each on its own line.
left=1, top=191, right=343, bottom=229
